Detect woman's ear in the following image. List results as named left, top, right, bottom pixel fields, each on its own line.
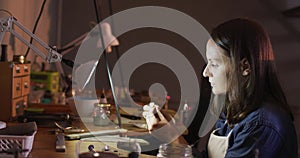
left=240, top=58, right=251, bottom=76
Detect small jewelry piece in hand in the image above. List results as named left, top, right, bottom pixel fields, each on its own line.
left=142, top=102, right=159, bottom=131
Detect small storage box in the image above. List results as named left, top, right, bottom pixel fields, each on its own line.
left=0, top=131, right=36, bottom=158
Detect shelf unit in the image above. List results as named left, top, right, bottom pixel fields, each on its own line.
left=0, top=62, right=31, bottom=121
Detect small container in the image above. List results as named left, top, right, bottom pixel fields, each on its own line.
left=157, top=143, right=193, bottom=158
left=0, top=131, right=37, bottom=157
left=52, top=92, right=66, bottom=104
left=180, top=103, right=190, bottom=126
left=92, top=103, right=111, bottom=126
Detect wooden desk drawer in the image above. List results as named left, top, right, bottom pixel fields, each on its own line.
left=12, top=64, right=30, bottom=76
left=12, top=77, right=22, bottom=98
left=22, top=76, right=30, bottom=95
left=12, top=96, right=27, bottom=117
left=22, top=64, right=31, bottom=75
left=13, top=64, right=22, bottom=76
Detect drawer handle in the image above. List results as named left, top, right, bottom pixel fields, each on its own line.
left=15, top=66, right=21, bottom=73
left=16, top=83, right=21, bottom=90
left=24, top=66, right=29, bottom=72
left=24, top=82, right=29, bottom=88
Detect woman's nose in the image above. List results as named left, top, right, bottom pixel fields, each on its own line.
left=203, top=65, right=211, bottom=77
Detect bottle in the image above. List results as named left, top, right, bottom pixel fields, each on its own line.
left=92, top=103, right=111, bottom=126
left=99, top=89, right=107, bottom=103
left=180, top=101, right=190, bottom=126
left=59, top=92, right=66, bottom=105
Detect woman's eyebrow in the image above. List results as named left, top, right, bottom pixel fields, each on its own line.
left=208, top=58, right=222, bottom=62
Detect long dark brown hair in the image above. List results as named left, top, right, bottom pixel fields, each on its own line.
left=210, top=18, right=292, bottom=125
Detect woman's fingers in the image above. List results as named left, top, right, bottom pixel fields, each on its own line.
left=155, top=107, right=168, bottom=124
left=142, top=111, right=158, bottom=131
left=143, top=105, right=152, bottom=111
left=143, top=102, right=175, bottom=131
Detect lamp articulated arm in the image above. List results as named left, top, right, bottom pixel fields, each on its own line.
left=0, top=16, right=62, bottom=63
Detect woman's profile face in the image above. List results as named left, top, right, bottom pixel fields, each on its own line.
left=203, top=39, right=231, bottom=94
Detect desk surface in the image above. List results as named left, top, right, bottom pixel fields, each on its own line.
left=28, top=119, right=187, bottom=158
left=29, top=127, right=187, bottom=158
left=30, top=127, right=154, bottom=158
left=26, top=104, right=187, bottom=157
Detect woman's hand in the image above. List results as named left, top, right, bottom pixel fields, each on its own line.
left=142, top=102, right=187, bottom=143
left=142, top=102, right=172, bottom=131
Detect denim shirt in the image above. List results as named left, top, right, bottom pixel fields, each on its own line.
left=214, top=103, right=298, bottom=158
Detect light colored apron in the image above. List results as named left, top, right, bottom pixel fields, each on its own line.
left=207, top=128, right=233, bottom=158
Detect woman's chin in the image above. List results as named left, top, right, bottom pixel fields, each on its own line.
left=212, top=89, right=226, bottom=95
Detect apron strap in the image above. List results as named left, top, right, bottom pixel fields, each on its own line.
left=207, top=128, right=233, bottom=158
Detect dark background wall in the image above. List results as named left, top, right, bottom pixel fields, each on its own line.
left=1, top=0, right=300, bottom=109
left=60, top=0, right=208, bottom=103
left=59, top=0, right=300, bottom=109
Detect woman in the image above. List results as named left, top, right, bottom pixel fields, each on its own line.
left=143, top=18, right=298, bottom=157
left=202, top=18, right=298, bottom=157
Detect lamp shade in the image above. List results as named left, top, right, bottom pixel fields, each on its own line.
left=96, top=22, right=119, bottom=53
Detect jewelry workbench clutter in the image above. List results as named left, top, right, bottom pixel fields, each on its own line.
left=0, top=44, right=183, bottom=158
left=4, top=88, right=164, bottom=157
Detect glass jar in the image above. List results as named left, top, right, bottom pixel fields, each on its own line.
left=92, top=103, right=111, bottom=126
left=157, top=143, right=193, bottom=158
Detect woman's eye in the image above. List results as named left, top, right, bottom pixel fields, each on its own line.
left=211, top=63, right=218, bottom=67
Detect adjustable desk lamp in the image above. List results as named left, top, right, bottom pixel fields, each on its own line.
left=0, top=16, right=118, bottom=68
left=0, top=16, right=62, bottom=64
left=0, top=16, right=122, bottom=128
